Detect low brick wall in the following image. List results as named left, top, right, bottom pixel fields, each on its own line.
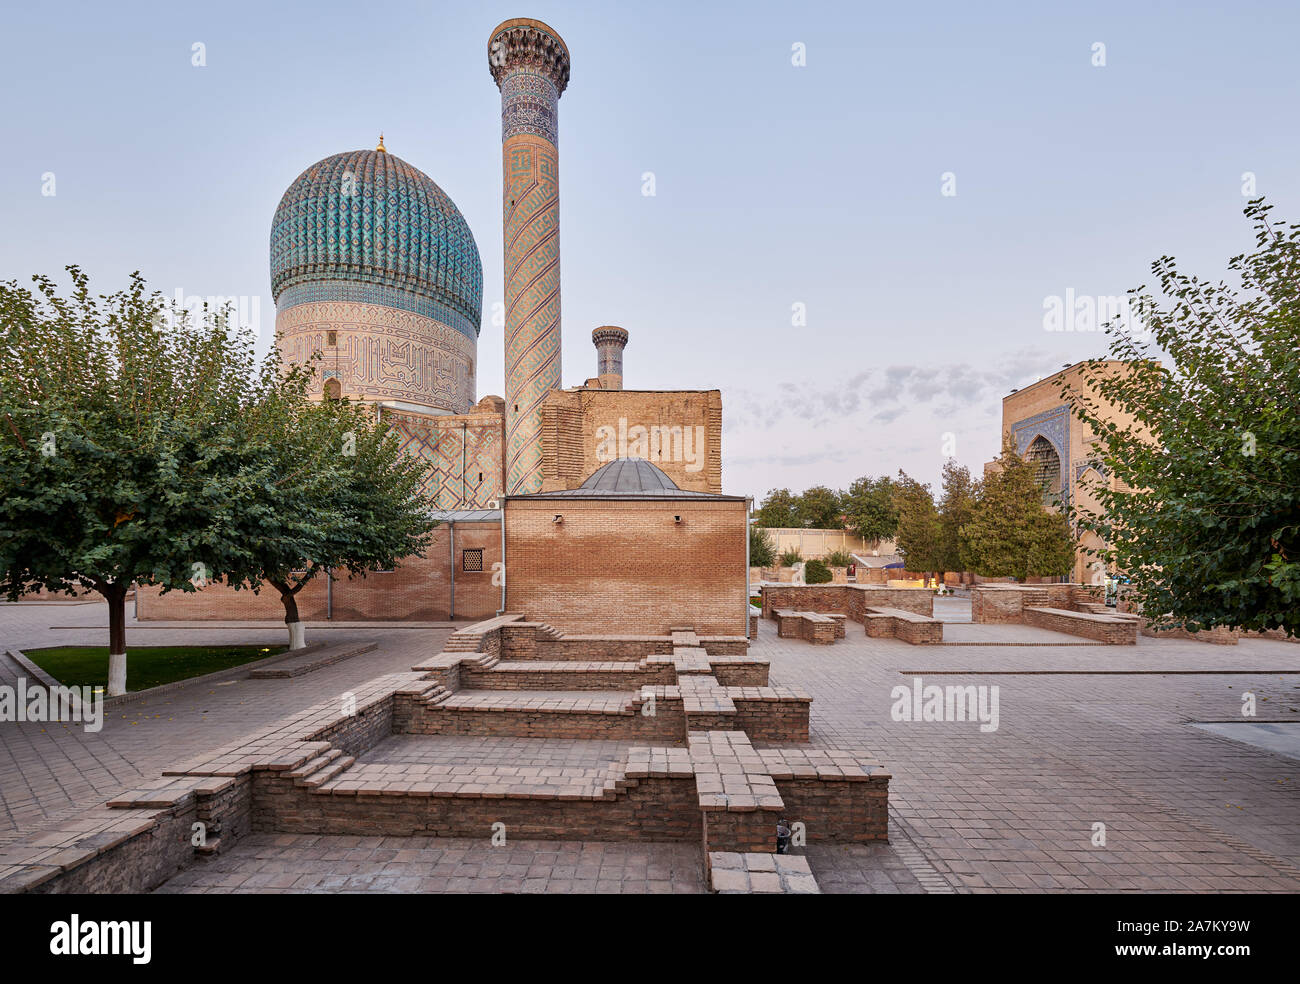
left=971, top=586, right=1025, bottom=622
left=252, top=771, right=704, bottom=842
left=29, top=803, right=200, bottom=895
left=772, top=777, right=890, bottom=842
left=804, top=617, right=837, bottom=645
left=703, top=809, right=779, bottom=853
left=709, top=663, right=769, bottom=687
left=1023, top=607, right=1137, bottom=644
left=464, top=665, right=668, bottom=690
left=497, top=624, right=749, bottom=661
left=971, top=584, right=1085, bottom=623
left=761, top=584, right=933, bottom=622
left=395, top=693, right=688, bottom=742
left=1140, top=621, right=1239, bottom=645
left=733, top=697, right=811, bottom=742
left=863, top=610, right=943, bottom=645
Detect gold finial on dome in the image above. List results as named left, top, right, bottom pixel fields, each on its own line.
left=376, top=133, right=386, bottom=153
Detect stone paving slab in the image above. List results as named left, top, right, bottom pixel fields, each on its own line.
left=753, top=617, right=1300, bottom=892
left=708, top=851, right=820, bottom=893
left=152, top=834, right=710, bottom=894
left=1191, top=722, right=1300, bottom=763
left=6, top=601, right=1300, bottom=893
left=357, top=735, right=634, bottom=770
left=937, top=623, right=1098, bottom=645
left=0, top=600, right=453, bottom=840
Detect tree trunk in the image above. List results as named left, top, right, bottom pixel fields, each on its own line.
left=103, top=580, right=128, bottom=697
left=272, top=579, right=305, bottom=649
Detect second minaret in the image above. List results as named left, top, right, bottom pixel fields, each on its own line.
left=489, top=18, right=570, bottom=495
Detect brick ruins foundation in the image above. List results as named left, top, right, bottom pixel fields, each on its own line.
left=1, top=614, right=890, bottom=896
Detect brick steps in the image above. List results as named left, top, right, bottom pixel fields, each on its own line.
left=285, top=748, right=358, bottom=789
left=246, top=729, right=887, bottom=851
left=470, top=660, right=666, bottom=691
left=399, top=680, right=811, bottom=742
left=314, top=761, right=632, bottom=801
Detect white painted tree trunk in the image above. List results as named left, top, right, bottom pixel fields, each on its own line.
left=287, top=621, right=306, bottom=650
left=107, top=653, right=127, bottom=697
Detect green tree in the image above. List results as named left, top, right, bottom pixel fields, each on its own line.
left=1068, top=201, right=1299, bottom=636
left=892, top=471, right=943, bottom=574
left=756, top=488, right=799, bottom=528
left=936, top=459, right=978, bottom=575
left=841, top=475, right=898, bottom=544
left=0, top=269, right=279, bottom=693
left=795, top=485, right=843, bottom=530
left=778, top=547, right=803, bottom=567
left=804, top=558, right=833, bottom=584
left=748, top=522, right=776, bottom=567
left=823, top=548, right=855, bottom=567
left=225, top=389, right=437, bottom=649
left=961, top=438, right=1075, bottom=580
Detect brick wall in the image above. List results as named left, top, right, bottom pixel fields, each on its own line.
left=504, top=497, right=748, bottom=636
left=539, top=388, right=723, bottom=494
left=387, top=404, right=506, bottom=510
left=970, top=587, right=1024, bottom=623
left=970, top=584, right=1085, bottom=623
left=1022, top=607, right=1138, bottom=644
left=760, top=584, right=934, bottom=621
left=137, top=522, right=502, bottom=622
left=252, top=770, right=704, bottom=842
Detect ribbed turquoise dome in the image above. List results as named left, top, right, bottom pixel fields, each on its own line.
left=270, top=149, right=483, bottom=339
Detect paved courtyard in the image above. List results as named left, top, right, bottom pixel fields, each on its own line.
left=2, top=599, right=1298, bottom=893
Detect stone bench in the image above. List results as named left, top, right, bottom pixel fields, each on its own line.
left=863, top=607, right=943, bottom=645
left=1022, top=606, right=1138, bottom=644
left=773, top=609, right=839, bottom=645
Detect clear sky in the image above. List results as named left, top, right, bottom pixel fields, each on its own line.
left=2, top=0, right=1297, bottom=501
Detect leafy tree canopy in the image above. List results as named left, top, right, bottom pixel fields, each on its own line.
left=756, top=488, right=799, bottom=528
left=892, top=471, right=943, bottom=572
left=1068, top=200, right=1299, bottom=636
left=842, top=474, right=898, bottom=543
left=961, top=438, right=1074, bottom=580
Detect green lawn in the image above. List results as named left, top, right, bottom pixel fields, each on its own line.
left=23, top=645, right=286, bottom=692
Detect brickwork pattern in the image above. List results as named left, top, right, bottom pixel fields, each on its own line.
left=539, top=388, right=723, bottom=494
left=1022, top=607, right=1138, bottom=644
left=505, top=498, right=748, bottom=636
left=138, top=523, right=502, bottom=623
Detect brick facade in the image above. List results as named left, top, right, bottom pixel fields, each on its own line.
left=504, top=497, right=748, bottom=636
left=137, top=521, right=502, bottom=622
left=539, top=388, right=723, bottom=494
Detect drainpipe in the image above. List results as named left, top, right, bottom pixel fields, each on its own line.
left=325, top=567, right=333, bottom=620
left=745, top=498, right=752, bottom=637
left=497, top=499, right=507, bottom=616
left=449, top=519, right=456, bottom=620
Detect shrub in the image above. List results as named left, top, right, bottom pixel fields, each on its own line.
left=748, top=525, right=776, bottom=568
left=778, top=548, right=803, bottom=567
left=804, top=559, right=833, bottom=584
left=824, top=548, right=855, bottom=567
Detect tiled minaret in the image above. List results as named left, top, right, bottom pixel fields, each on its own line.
left=489, top=17, right=570, bottom=495
left=592, top=326, right=628, bottom=390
